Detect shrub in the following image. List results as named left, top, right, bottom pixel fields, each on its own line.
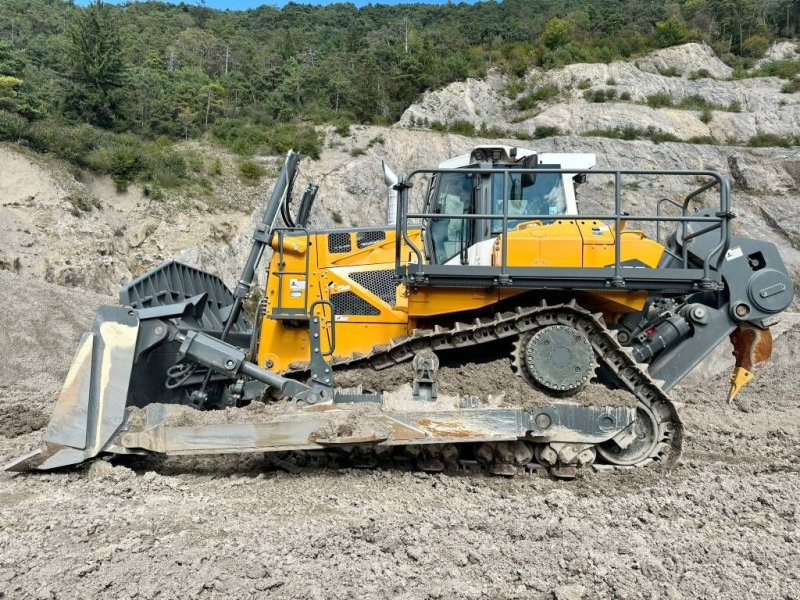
left=0, top=110, right=27, bottom=140
left=757, top=59, right=800, bottom=79
left=584, top=88, right=617, bottom=103
left=239, top=160, right=266, bottom=180
left=687, top=136, right=716, bottom=145
left=212, top=119, right=322, bottom=159
left=620, top=91, right=632, bottom=101
left=27, top=121, right=103, bottom=166
left=517, top=83, right=559, bottom=110
left=688, top=69, right=713, bottom=80
left=606, top=77, right=617, bottom=85
left=577, top=79, right=592, bottom=90
left=700, top=107, right=713, bottom=124
left=349, top=147, right=366, bottom=157
left=781, top=80, right=800, bottom=93
left=150, top=150, right=188, bottom=188
left=333, top=120, right=351, bottom=137
left=653, top=19, right=690, bottom=48
left=646, top=92, right=673, bottom=108
left=330, top=210, right=343, bottom=224
left=747, top=133, right=799, bottom=148
left=533, top=125, right=561, bottom=139
left=741, top=34, right=770, bottom=58
left=109, top=143, right=146, bottom=189
left=677, top=94, right=710, bottom=110
left=185, top=151, right=204, bottom=173
left=447, top=120, right=477, bottom=136
left=209, top=158, right=223, bottom=176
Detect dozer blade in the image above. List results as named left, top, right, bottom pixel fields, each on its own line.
left=4, top=306, right=138, bottom=471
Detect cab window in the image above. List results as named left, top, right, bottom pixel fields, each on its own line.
left=428, top=173, right=474, bottom=264
left=491, top=167, right=566, bottom=234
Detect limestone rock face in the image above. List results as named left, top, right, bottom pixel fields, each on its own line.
left=399, top=42, right=800, bottom=143
left=397, top=78, right=509, bottom=129
left=634, top=42, right=733, bottom=79
left=756, top=40, right=800, bottom=67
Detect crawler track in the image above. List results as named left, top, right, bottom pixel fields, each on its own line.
left=282, top=301, right=684, bottom=474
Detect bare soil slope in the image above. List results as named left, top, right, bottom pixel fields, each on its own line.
left=1, top=272, right=798, bottom=600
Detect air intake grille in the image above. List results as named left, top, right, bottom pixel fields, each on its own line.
left=330, top=291, right=380, bottom=316
left=349, top=269, right=397, bottom=306
left=328, top=232, right=351, bottom=254
left=357, top=230, right=386, bottom=248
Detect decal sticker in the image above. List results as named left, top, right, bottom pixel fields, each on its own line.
left=725, top=246, right=743, bottom=261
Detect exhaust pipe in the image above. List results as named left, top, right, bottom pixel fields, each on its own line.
left=383, top=161, right=399, bottom=226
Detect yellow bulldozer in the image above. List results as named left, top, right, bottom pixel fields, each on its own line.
left=6, top=147, right=794, bottom=477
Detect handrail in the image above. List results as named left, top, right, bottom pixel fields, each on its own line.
left=393, top=167, right=732, bottom=290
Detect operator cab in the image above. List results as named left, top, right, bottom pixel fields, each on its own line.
left=423, top=146, right=595, bottom=265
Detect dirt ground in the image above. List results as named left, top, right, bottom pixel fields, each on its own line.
left=1, top=270, right=799, bottom=600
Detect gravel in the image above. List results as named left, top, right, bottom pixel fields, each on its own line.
left=1, top=271, right=799, bottom=599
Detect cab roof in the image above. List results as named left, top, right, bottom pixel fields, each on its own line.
left=439, top=145, right=596, bottom=171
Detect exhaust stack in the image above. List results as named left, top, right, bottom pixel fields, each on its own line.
left=383, top=161, right=399, bottom=226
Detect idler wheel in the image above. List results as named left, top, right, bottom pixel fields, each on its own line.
left=522, top=325, right=594, bottom=396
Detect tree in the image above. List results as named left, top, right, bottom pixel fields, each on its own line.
left=653, top=19, right=690, bottom=48
left=66, top=0, right=127, bottom=128
left=541, top=18, right=575, bottom=50
left=0, top=75, right=22, bottom=111
left=202, top=82, right=224, bottom=129
left=177, top=105, right=197, bottom=140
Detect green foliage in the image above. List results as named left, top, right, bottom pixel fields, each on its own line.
left=0, top=110, right=27, bottom=140
left=334, top=120, right=352, bottom=137
left=211, top=120, right=322, bottom=159
left=700, top=107, right=713, bottom=124
left=584, top=126, right=681, bottom=144
left=577, top=79, right=592, bottom=90
left=584, top=88, right=617, bottom=103
left=209, top=158, right=223, bottom=176
left=533, top=125, right=562, bottom=138
left=541, top=18, right=575, bottom=51
left=66, top=0, right=127, bottom=128
left=757, top=59, right=800, bottom=79
left=781, top=80, right=800, bottom=93
left=330, top=210, right=344, bottom=224
left=620, top=91, right=632, bottom=101
left=747, top=133, right=800, bottom=147
left=646, top=93, right=673, bottom=108
left=517, top=84, right=559, bottom=110
left=653, top=19, right=690, bottom=48
left=349, top=147, right=366, bottom=157
left=239, top=160, right=266, bottom=181
left=741, top=35, right=770, bottom=58
left=688, top=69, right=713, bottom=80
left=0, top=0, right=797, bottom=182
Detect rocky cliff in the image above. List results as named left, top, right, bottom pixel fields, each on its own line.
left=399, top=42, right=800, bottom=143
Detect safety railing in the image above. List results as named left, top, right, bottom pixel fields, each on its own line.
left=393, top=167, right=732, bottom=292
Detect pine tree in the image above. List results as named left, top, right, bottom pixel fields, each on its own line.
left=66, top=0, right=127, bottom=128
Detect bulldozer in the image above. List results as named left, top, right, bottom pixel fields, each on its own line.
left=6, top=146, right=794, bottom=477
